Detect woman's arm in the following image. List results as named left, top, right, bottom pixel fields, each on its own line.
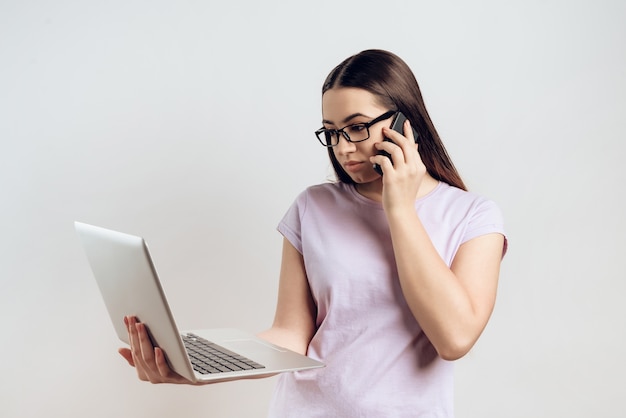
left=374, top=121, right=504, bottom=360
left=257, top=237, right=317, bottom=355
left=387, top=209, right=504, bottom=361
left=118, top=237, right=316, bottom=384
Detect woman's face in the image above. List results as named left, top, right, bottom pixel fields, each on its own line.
left=321, top=87, right=393, bottom=184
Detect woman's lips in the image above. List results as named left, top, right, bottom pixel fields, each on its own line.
left=343, top=161, right=365, bottom=172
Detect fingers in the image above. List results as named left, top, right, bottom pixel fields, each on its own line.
left=126, top=316, right=150, bottom=381
left=123, top=316, right=190, bottom=384
left=373, top=120, right=423, bottom=174
left=383, top=119, right=415, bottom=143
left=118, top=348, right=135, bottom=367
left=154, top=347, right=174, bottom=379
left=403, top=119, right=417, bottom=143
left=135, top=322, right=157, bottom=365
left=131, top=318, right=160, bottom=381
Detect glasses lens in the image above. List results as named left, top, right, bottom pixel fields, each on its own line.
left=344, top=124, right=369, bottom=143
left=316, top=124, right=371, bottom=146
left=317, top=129, right=337, bottom=147
left=325, top=130, right=338, bottom=146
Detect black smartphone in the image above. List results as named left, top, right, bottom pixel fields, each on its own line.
left=373, top=112, right=419, bottom=176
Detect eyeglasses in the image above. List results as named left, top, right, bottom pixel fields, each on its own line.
left=315, top=110, right=396, bottom=147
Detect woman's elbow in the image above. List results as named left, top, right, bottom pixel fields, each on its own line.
left=435, top=336, right=477, bottom=361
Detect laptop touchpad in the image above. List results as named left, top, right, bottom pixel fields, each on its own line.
left=224, top=339, right=287, bottom=353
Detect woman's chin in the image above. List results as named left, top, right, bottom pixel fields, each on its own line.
left=349, top=172, right=382, bottom=185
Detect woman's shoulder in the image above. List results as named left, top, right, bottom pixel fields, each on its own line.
left=288, top=182, right=355, bottom=212
left=305, top=181, right=345, bottom=192
left=431, top=182, right=500, bottom=210
left=299, top=181, right=349, bottom=200
left=425, top=183, right=505, bottom=233
left=280, top=183, right=348, bottom=228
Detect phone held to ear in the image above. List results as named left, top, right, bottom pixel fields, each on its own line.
left=373, top=112, right=419, bottom=176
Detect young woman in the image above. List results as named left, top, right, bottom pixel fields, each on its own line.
left=120, top=49, right=507, bottom=417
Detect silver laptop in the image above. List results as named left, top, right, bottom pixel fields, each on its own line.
left=75, top=221, right=323, bottom=383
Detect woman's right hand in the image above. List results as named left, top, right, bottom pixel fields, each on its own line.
left=118, top=316, right=197, bottom=385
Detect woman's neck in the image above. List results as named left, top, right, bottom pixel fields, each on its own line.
left=354, top=174, right=439, bottom=203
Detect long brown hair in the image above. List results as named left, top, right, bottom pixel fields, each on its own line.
left=322, top=49, right=466, bottom=191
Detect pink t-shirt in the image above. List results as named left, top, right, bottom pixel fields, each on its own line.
left=268, top=181, right=506, bottom=417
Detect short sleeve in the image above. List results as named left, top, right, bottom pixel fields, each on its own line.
left=277, top=190, right=307, bottom=254
left=463, top=198, right=508, bottom=257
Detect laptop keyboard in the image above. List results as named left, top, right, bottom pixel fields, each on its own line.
left=182, top=333, right=266, bottom=375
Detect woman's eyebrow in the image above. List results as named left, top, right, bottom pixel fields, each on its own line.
left=322, top=112, right=371, bottom=126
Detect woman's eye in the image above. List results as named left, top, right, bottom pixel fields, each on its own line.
left=347, top=124, right=366, bottom=133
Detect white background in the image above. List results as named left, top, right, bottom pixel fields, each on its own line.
left=1, top=1, right=625, bottom=417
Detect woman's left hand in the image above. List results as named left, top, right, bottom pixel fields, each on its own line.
left=118, top=316, right=194, bottom=384
left=370, top=119, right=427, bottom=212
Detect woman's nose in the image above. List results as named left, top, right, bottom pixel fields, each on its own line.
left=334, top=134, right=356, bottom=155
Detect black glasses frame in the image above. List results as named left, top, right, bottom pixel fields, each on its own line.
left=315, top=110, right=397, bottom=147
